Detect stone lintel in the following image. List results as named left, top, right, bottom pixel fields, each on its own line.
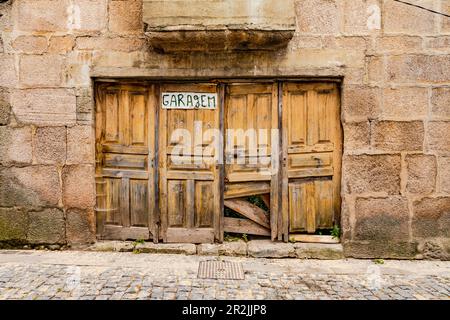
left=146, top=28, right=295, bottom=52
left=91, top=67, right=345, bottom=79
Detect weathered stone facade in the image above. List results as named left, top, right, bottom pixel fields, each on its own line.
left=0, top=0, right=449, bottom=259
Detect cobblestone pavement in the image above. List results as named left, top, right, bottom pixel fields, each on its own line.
left=0, top=250, right=448, bottom=300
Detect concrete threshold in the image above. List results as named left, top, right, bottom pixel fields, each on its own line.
left=86, top=239, right=344, bottom=260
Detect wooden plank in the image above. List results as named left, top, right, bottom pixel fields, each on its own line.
left=217, top=83, right=225, bottom=242
left=101, top=168, right=149, bottom=179
left=290, top=91, right=307, bottom=149
left=102, top=144, right=149, bottom=155
left=307, top=90, right=319, bottom=146
left=148, top=84, right=158, bottom=243
left=105, top=177, right=121, bottom=224
left=226, top=171, right=272, bottom=182
left=287, top=144, right=334, bottom=154
left=162, top=83, right=217, bottom=92
left=289, top=182, right=306, bottom=232
left=223, top=217, right=270, bottom=236
left=104, top=90, right=120, bottom=143
left=120, top=89, right=130, bottom=146
left=95, top=177, right=106, bottom=236
left=130, top=179, right=149, bottom=227
left=283, top=82, right=336, bottom=92
left=227, top=83, right=273, bottom=94
left=315, top=179, right=334, bottom=229
left=114, top=84, right=148, bottom=92
left=288, top=234, right=339, bottom=244
left=103, top=153, right=147, bottom=170
left=289, top=152, right=332, bottom=168
left=330, top=85, right=342, bottom=229
left=270, top=82, right=280, bottom=241
left=225, top=147, right=272, bottom=157
left=166, top=228, right=215, bottom=243
left=166, top=170, right=214, bottom=181
left=305, top=181, right=316, bottom=233
left=158, top=90, right=168, bottom=241
left=186, top=179, right=195, bottom=228
left=287, top=167, right=333, bottom=179
left=224, top=199, right=270, bottom=229
left=261, top=193, right=270, bottom=208
left=167, top=155, right=212, bottom=170
left=281, top=83, right=289, bottom=241
left=224, top=181, right=270, bottom=199
left=95, top=84, right=105, bottom=237
left=129, top=92, right=147, bottom=146
left=167, top=180, right=185, bottom=227
left=120, top=177, right=130, bottom=227
left=195, top=181, right=214, bottom=227
left=317, top=89, right=330, bottom=143
left=246, top=93, right=255, bottom=146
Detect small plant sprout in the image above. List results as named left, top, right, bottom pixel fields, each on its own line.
left=331, top=225, right=341, bottom=239
left=373, top=258, right=385, bottom=265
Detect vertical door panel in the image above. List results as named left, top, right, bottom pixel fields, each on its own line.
left=288, top=91, right=307, bottom=148
left=288, top=179, right=334, bottom=233
left=315, top=179, right=334, bottom=228
left=96, top=84, right=156, bottom=241
left=282, top=83, right=341, bottom=239
left=159, top=84, right=221, bottom=243
left=167, top=180, right=186, bottom=227
left=130, top=93, right=147, bottom=146
left=195, top=181, right=215, bottom=227
left=105, top=92, right=120, bottom=143
left=224, top=83, right=279, bottom=240
left=225, top=84, right=276, bottom=182
left=130, top=179, right=149, bottom=227
left=104, top=177, right=121, bottom=225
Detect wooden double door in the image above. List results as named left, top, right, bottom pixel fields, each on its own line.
left=95, top=81, right=341, bottom=243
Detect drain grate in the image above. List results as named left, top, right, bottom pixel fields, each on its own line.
left=197, top=260, right=245, bottom=280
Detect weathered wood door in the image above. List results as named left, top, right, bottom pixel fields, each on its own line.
left=159, top=84, right=221, bottom=243
left=95, top=81, right=341, bottom=243
left=281, top=83, right=341, bottom=240
left=95, top=84, right=157, bottom=240
left=224, top=83, right=279, bottom=240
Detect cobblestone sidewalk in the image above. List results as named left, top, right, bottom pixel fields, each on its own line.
left=0, top=250, right=448, bottom=300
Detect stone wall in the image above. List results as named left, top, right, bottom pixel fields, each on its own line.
left=0, top=0, right=449, bottom=258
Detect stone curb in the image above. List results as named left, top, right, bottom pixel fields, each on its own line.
left=87, top=240, right=344, bottom=259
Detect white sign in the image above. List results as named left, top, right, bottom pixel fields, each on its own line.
left=161, top=92, right=217, bottom=109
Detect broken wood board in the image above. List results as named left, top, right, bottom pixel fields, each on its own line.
left=224, top=182, right=270, bottom=199
left=224, top=217, right=270, bottom=236
left=261, top=193, right=270, bottom=209
left=224, top=199, right=270, bottom=228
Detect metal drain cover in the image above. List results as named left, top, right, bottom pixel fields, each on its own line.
left=198, top=260, right=245, bottom=280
